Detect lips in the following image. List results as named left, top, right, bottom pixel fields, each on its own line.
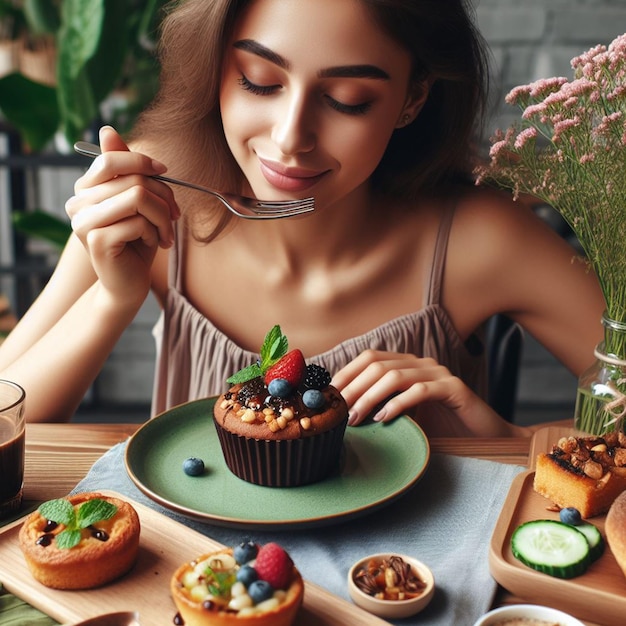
left=258, top=158, right=328, bottom=193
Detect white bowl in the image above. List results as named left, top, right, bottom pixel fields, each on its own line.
left=473, top=603, right=586, bottom=626
left=347, top=552, right=434, bottom=619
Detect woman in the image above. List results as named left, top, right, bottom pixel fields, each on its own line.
left=0, top=0, right=604, bottom=435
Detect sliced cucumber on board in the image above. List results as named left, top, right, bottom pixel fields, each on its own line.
left=511, top=519, right=591, bottom=578
left=575, top=522, right=605, bottom=562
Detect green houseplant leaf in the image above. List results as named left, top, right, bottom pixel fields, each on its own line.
left=12, top=210, right=72, bottom=249
left=57, top=0, right=104, bottom=144
left=0, top=73, right=58, bottom=151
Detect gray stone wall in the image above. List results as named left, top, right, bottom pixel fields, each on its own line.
left=475, top=0, right=626, bottom=136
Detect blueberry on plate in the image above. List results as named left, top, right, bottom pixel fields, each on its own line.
left=182, top=457, right=205, bottom=476
left=559, top=507, right=582, bottom=526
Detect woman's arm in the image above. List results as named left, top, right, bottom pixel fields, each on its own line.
left=333, top=190, right=605, bottom=437
left=0, top=239, right=147, bottom=421
left=445, top=191, right=605, bottom=376
left=0, top=127, right=179, bottom=422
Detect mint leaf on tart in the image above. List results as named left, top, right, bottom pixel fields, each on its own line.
left=226, top=325, right=289, bottom=385
left=38, top=499, right=74, bottom=526
left=37, top=498, right=118, bottom=549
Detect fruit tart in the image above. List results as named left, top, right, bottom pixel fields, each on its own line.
left=171, top=540, right=304, bottom=626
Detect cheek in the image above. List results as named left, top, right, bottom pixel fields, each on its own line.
left=219, top=81, right=265, bottom=147
left=334, top=122, right=396, bottom=179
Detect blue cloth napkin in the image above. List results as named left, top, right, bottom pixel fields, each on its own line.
left=70, top=442, right=524, bottom=626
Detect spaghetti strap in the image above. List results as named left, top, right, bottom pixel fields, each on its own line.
left=169, top=220, right=186, bottom=292
left=425, top=200, right=455, bottom=306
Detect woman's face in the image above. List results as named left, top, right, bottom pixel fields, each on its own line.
left=219, top=0, right=420, bottom=209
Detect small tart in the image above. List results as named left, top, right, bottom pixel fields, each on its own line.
left=171, top=547, right=304, bottom=626
left=18, top=492, right=140, bottom=589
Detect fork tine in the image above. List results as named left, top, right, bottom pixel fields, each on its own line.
left=251, top=204, right=315, bottom=218
left=255, top=197, right=315, bottom=209
left=255, top=199, right=315, bottom=212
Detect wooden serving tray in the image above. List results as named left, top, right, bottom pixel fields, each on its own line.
left=0, top=490, right=389, bottom=625
left=490, top=427, right=626, bottom=626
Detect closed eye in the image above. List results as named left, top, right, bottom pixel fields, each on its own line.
left=239, top=73, right=372, bottom=116
left=325, top=96, right=372, bottom=116
left=238, top=74, right=279, bottom=96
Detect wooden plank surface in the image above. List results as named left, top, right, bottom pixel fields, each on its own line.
left=21, top=423, right=532, bottom=504
left=0, top=491, right=390, bottom=626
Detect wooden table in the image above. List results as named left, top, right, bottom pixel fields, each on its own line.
left=22, top=423, right=532, bottom=501
left=21, top=422, right=601, bottom=626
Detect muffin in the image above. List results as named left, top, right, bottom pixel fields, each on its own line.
left=213, top=325, right=348, bottom=487
left=18, top=492, right=140, bottom=589
left=171, top=541, right=304, bottom=626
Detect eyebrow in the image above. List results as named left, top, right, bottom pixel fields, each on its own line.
left=233, top=39, right=390, bottom=80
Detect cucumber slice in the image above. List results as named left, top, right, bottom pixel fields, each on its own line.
left=511, top=520, right=590, bottom=578
left=575, top=522, right=605, bottom=562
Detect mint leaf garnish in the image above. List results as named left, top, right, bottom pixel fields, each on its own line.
left=204, top=566, right=236, bottom=597
left=39, top=499, right=74, bottom=526
left=55, top=529, right=81, bottom=550
left=262, top=326, right=289, bottom=370
left=227, top=363, right=262, bottom=384
left=77, top=499, right=117, bottom=528
left=37, top=497, right=118, bottom=549
left=226, top=325, right=289, bottom=385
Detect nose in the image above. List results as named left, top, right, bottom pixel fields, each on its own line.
left=271, top=91, right=316, bottom=156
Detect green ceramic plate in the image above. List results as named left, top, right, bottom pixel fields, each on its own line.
left=125, top=398, right=430, bottom=529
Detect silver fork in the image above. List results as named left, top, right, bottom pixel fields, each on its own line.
left=74, top=142, right=314, bottom=220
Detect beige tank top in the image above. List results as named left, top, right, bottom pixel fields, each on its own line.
left=151, top=203, right=487, bottom=419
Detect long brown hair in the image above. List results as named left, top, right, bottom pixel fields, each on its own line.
left=131, top=0, right=490, bottom=237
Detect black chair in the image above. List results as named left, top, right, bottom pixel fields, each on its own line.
left=485, top=314, right=524, bottom=423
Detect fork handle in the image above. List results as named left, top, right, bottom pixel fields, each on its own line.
left=73, top=141, right=222, bottom=198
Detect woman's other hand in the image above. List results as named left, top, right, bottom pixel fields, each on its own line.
left=332, top=349, right=523, bottom=437
left=65, top=126, right=180, bottom=304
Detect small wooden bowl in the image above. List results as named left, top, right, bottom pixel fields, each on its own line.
left=347, top=553, right=434, bottom=619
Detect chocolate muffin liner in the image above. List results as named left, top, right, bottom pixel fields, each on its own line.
left=213, top=418, right=348, bottom=487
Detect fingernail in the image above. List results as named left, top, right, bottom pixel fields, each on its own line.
left=151, top=159, right=167, bottom=174
left=373, top=409, right=387, bottom=422
left=347, top=409, right=358, bottom=426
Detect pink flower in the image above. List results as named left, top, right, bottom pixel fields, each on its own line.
left=514, top=127, right=538, bottom=149
left=553, top=117, right=581, bottom=142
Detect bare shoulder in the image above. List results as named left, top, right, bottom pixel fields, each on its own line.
left=453, top=187, right=548, bottom=243
left=442, top=185, right=604, bottom=350
left=446, top=186, right=562, bottom=287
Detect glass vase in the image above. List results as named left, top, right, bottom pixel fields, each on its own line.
left=574, top=314, right=626, bottom=435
